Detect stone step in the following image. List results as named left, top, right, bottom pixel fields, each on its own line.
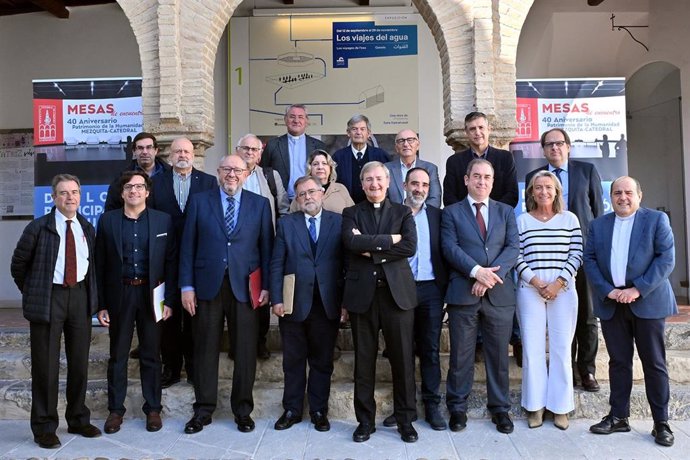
left=1, top=378, right=689, bottom=421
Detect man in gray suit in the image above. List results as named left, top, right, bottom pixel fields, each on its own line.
left=261, top=104, right=325, bottom=200
left=526, top=128, right=604, bottom=392
left=441, top=158, right=519, bottom=434
left=385, top=129, right=442, bottom=207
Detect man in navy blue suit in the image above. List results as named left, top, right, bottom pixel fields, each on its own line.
left=149, top=137, right=217, bottom=389
left=179, top=154, right=273, bottom=434
left=441, top=159, right=519, bottom=434
left=585, top=176, right=676, bottom=447
left=270, top=175, right=343, bottom=433
left=333, top=114, right=390, bottom=203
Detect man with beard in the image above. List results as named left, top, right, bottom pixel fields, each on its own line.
left=269, top=175, right=343, bottom=432
left=149, top=137, right=217, bottom=388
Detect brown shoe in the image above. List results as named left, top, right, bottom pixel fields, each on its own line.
left=581, top=373, right=600, bottom=392
left=104, top=412, right=123, bottom=434
left=146, top=411, right=163, bottom=432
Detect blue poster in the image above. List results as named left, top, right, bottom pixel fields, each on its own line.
left=333, top=21, right=417, bottom=68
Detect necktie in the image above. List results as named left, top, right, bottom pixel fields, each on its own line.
left=64, top=220, right=77, bottom=287
left=308, top=217, right=317, bottom=242
left=474, top=202, right=487, bottom=240
left=225, top=196, right=236, bottom=234
left=356, top=151, right=363, bottom=162
left=553, top=168, right=563, bottom=183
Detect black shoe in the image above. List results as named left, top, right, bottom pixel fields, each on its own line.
left=129, top=346, right=140, bottom=359
left=274, top=410, right=302, bottom=430
left=581, top=373, right=600, bottom=392
left=235, top=415, right=255, bottom=433
left=449, top=411, right=467, bottom=432
left=34, top=432, right=61, bottom=449
left=397, top=423, right=418, bottom=443
left=589, top=414, right=631, bottom=434
left=491, top=412, right=514, bottom=434
left=512, top=342, right=523, bottom=368
left=353, top=423, right=376, bottom=442
left=652, top=421, right=674, bottom=447
left=161, top=369, right=181, bottom=389
left=257, top=342, right=271, bottom=360
left=184, top=415, right=212, bottom=434
left=383, top=414, right=397, bottom=427
left=67, top=423, right=102, bottom=438
left=311, top=411, right=330, bottom=432
left=425, top=407, right=447, bottom=431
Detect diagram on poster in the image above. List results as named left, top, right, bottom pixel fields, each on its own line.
left=248, top=15, right=418, bottom=135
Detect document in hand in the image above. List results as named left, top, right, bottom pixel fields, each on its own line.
left=249, top=268, right=262, bottom=309
left=152, top=283, right=165, bottom=322
left=282, top=274, right=295, bottom=315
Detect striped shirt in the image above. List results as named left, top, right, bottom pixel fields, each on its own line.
left=516, top=211, right=583, bottom=284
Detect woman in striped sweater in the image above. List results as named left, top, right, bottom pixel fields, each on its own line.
left=516, top=170, right=583, bottom=431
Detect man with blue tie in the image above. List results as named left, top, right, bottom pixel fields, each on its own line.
left=179, top=154, right=273, bottom=434
left=270, top=175, right=343, bottom=432
left=441, top=158, right=519, bottom=434
left=585, top=176, right=676, bottom=447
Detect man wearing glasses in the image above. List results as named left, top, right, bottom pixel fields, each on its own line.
left=261, top=104, right=325, bottom=200
left=179, top=154, right=273, bottom=434
left=104, top=132, right=171, bottom=211
left=526, top=128, right=604, bottom=393
left=384, top=129, right=442, bottom=207
left=149, top=137, right=217, bottom=389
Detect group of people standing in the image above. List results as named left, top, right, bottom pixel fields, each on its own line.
left=11, top=106, right=676, bottom=450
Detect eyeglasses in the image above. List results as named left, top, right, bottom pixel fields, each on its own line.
left=123, top=183, right=146, bottom=191
left=395, top=137, right=418, bottom=145
left=236, top=146, right=261, bottom=153
left=219, top=167, right=246, bottom=176
left=544, top=141, right=566, bottom=148
left=297, top=188, right=323, bottom=199
left=135, top=144, right=156, bottom=151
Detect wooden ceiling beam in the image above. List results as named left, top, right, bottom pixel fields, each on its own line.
left=30, top=0, right=69, bottom=18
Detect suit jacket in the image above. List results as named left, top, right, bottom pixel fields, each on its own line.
left=95, top=208, right=178, bottom=313
left=179, top=188, right=273, bottom=302
left=249, top=165, right=289, bottom=227
left=423, top=205, right=449, bottom=292
left=11, top=208, right=98, bottom=323
left=149, top=167, right=217, bottom=243
left=341, top=199, right=417, bottom=313
left=333, top=145, right=390, bottom=198
left=104, top=158, right=171, bottom=211
left=384, top=158, right=442, bottom=208
left=443, top=146, right=518, bottom=207
left=261, top=133, right=325, bottom=191
left=270, top=210, right=343, bottom=322
left=289, top=182, right=354, bottom=214
left=584, top=207, right=677, bottom=321
left=441, top=198, right=519, bottom=306
left=526, top=159, right=604, bottom=239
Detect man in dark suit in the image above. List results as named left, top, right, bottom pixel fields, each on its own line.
left=441, top=158, right=519, bottom=434
left=382, top=167, right=448, bottom=430
left=11, top=174, right=102, bottom=449
left=179, top=154, right=273, bottom=434
left=270, top=175, right=343, bottom=432
left=526, top=128, right=605, bottom=392
left=149, top=137, right=217, bottom=388
left=384, top=129, right=442, bottom=207
left=96, top=171, right=177, bottom=434
left=585, top=176, right=676, bottom=447
left=261, top=104, right=325, bottom=201
left=342, top=161, right=419, bottom=443
left=443, top=112, right=518, bottom=207
left=333, top=114, right=390, bottom=204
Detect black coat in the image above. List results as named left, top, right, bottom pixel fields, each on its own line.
left=11, top=208, right=98, bottom=323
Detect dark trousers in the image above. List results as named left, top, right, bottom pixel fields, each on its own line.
left=30, top=282, right=92, bottom=436
left=279, top=298, right=339, bottom=415
left=414, top=281, right=444, bottom=408
left=350, top=285, right=416, bottom=425
left=192, top=276, right=258, bottom=418
left=446, top=299, right=514, bottom=414
left=107, top=284, right=162, bottom=415
left=161, top=307, right=194, bottom=379
left=572, top=270, right=599, bottom=377
left=601, top=303, right=669, bottom=422
left=258, top=305, right=270, bottom=347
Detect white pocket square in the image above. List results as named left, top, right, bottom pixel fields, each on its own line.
left=156, top=233, right=167, bottom=237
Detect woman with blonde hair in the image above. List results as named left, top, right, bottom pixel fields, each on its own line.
left=289, top=149, right=354, bottom=214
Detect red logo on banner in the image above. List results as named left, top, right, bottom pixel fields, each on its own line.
left=33, top=99, right=63, bottom=145
left=514, top=97, right=538, bottom=142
